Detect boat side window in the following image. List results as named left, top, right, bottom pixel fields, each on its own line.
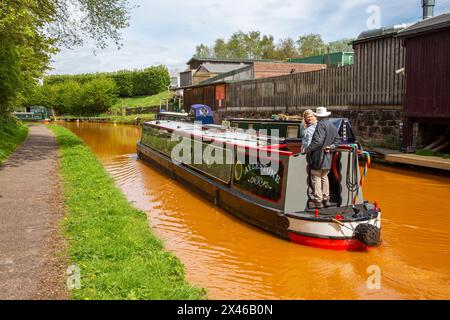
left=287, top=126, right=299, bottom=138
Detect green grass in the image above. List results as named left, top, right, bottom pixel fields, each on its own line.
left=48, top=125, right=206, bottom=300
left=105, top=113, right=156, bottom=124
left=415, top=148, right=450, bottom=159
left=54, top=113, right=156, bottom=125
left=0, top=116, right=28, bottom=164
left=112, top=91, right=174, bottom=109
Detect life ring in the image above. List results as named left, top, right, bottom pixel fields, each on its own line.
left=332, top=151, right=341, bottom=182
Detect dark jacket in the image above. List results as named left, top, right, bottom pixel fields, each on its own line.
left=305, top=118, right=340, bottom=170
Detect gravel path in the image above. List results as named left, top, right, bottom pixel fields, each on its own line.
left=0, top=125, right=67, bottom=300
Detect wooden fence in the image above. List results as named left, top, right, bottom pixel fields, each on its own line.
left=226, top=63, right=404, bottom=109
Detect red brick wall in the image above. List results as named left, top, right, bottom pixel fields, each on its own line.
left=253, top=62, right=326, bottom=79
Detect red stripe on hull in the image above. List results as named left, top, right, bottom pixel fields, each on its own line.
left=288, top=233, right=371, bottom=251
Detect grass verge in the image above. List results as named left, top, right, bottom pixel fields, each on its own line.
left=48, top=125, right=206, bottom=299
left=54, top=113, right=156, bottom=125
left=112, top=91, right=174, bottom=109
left=0, top=116, right=28, bottom=164
left=415, top=148, right=450, bottom=159
left=106, top=113, right=156, bottom=124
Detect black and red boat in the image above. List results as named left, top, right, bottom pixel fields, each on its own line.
left=137, top=107, right=381, bottom=251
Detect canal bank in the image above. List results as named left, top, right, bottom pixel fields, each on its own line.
left=54, top=113, right=155, bottom=125
left=61, top=121, right=450, bottom=299
left=0, top=116, right=28, bottom=164
left=368, top=147, right=450, bottom=171
left=48, top=125, right=205, bottom=299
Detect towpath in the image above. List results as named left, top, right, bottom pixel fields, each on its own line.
left=371, top=147, right=450, bottom=171
left=0, top=124, right=67, bottom=299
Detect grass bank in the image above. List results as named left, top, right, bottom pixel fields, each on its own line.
left=0, top=116, right=28, bottom=164
left=54, top=113, right=156, bottom=125
left=49, top=125, right=205, bottom=299
left=105, top=113, right=156, bottom=124
left=415, top=148, right=450, bottom=159
left=112, top=91, right=174, bottom=109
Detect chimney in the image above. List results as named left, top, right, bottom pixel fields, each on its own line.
left=422, top=0, right=435, bottom=20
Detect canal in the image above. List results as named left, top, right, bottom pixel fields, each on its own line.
left=62, top=122, right=450, bottom=299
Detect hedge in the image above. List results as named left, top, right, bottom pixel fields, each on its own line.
left=45, top=65, right=170, bottom=98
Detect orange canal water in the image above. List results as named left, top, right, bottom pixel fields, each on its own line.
left=62, top=122, right=450, bottom=299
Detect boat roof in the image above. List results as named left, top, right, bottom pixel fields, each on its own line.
left=159, top=111, right=189, bottom=116
left=143, top=120, right=290, bottom=151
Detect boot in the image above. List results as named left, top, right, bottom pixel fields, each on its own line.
left=323, top=200, right=336, bottom=208
left=309, top=200, right=324, bottom=209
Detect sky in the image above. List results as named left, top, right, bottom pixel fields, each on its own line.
left=49, top=0, right=450, bottom=76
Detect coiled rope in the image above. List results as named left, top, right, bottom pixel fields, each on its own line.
left=336, top=144, right=371, bottom=206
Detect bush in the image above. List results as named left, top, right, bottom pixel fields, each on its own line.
left=82, top=78, right=118, bottom=114
left=0, top=115, right=28, bottom=163
left=44, top=65, right=170, bottom=99
left=112, top=71, right=134, bottom=97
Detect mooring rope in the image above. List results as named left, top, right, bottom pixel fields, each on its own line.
left=353, top=150, right=371, bottom=205
left=335, top=144, right=371, bottom=206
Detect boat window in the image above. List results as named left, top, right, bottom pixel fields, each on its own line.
left=188, top=141, right=233, bottom=184
left=287, top=126, right=299, bottom=138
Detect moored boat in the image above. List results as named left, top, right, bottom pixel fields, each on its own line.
left=137, top=108, right=381, bottom=251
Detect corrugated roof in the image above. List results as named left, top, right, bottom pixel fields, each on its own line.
left=198, top=63, right=249, bottom=73
left=200, top=65, right=252, bottom=84
left=354, top=23, right=412, bottom=43
left=396, top=13, right=450, bottom=37
left=187, top=57, right=276, bottom=65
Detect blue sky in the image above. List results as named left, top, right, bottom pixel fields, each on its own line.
left=49, top=0, right=450, bottom=76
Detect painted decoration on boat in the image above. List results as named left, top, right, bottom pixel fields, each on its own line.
left=233, top=154, right=285, bottom=202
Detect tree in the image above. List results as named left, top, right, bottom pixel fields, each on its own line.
left=260, top=35, right=277, bottom=59
left=82, top=77, right=118, bottom=114
left=213, top=39, right=228, bottom=58
left=40, top=0, right=132, bottom=49
left=226, top=31, right=247, bottom=58
left=328, top=38, right=355, bottom=53
left=194, top=44, right=213, bottom=58
left=297, top=34, right=326, bottom=57
left=274, top=38, right=299, bottom=60
left=0, top=0, right=132, bottom=114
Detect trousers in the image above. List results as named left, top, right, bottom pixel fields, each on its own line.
left=310, top=169, right=330, bottom=202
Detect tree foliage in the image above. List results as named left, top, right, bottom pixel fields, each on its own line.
left=28, top=77, right=118, bottom=115
left=44, top=65, right=170, bottom=98
left=296, top=33, right=326, bottom=57
left=194, top=31, right=354, bottom=61
left=82, top=77, right=118, bottom=114
left=0, top=0, right=132, bottom=115
left=328, top=38, right=354, bottom=53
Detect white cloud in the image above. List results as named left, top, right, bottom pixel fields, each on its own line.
left=49, top=0, right=434, bottom=75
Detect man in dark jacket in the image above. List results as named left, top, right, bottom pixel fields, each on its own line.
left=304, top=107, right=340, bottom=208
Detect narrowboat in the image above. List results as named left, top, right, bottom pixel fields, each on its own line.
left=227, top=116, right=356, bottom=142
left=13, top=106, right=52, bottom=122
left=137, top=107, right=381, bottom=251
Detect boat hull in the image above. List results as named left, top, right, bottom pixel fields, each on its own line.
left=137, top=141, right=380, bottom=251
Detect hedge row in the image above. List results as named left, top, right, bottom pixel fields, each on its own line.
left=29, top=78, right=118, bottom=116
left=45, top=65, right=170, bottom=97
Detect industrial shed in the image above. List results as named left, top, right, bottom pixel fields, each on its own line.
left=397, top=13, right=450, bottom=151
